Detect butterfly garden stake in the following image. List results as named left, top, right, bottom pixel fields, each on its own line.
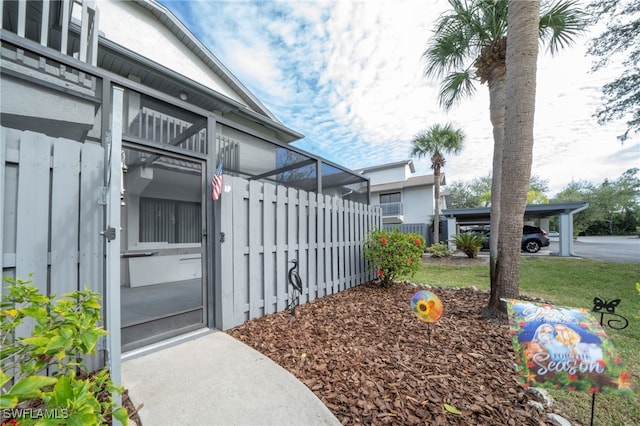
left=592, top=297, right=628, bottom=331
left=590, top=296, right=630, bottom=426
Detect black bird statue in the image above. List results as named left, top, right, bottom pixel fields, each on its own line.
left=287, top=259, right=302, bottom=323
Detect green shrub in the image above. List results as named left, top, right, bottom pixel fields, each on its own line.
left=451, top=233, right=485, bottom=258
left=0, top=276, right=128, bottom=425
left=363, top=229, right=424, bottom=287
left=425, top=242, right=451, bottom=258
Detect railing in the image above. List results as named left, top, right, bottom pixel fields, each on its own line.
left=128, top=107, right=207, bottom=154
left=1, top=0, right=99, bottom=66
left=375, top=202, right=403, bottom=216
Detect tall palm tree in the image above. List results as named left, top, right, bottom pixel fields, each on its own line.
left=410, top=124, right=465, bottom=244
left=422, top=0, right=586, bottom=295
left=488, top=0, right=541, bottom=319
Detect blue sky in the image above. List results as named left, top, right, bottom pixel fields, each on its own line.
left=159, top=0, right=639, bottom=195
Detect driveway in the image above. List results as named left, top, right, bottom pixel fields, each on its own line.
left=549, top=236, right=640, bottom=263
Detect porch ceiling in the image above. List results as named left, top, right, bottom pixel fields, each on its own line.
left=97, top=40, right=303, bottom=144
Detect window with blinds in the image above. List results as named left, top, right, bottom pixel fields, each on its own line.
left=139, top=197, right=201, bottom=243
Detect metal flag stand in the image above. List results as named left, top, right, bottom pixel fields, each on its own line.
left=589, top=297, right=629, bottom=426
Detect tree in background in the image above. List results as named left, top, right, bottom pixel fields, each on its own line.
left=448, top=174, right=493, bottom=208
left=422, top=0, right=587, bottom=295
left=448, top=174, right=549, bottom=208
left=411, top=124, right=465, bottom=243
left=553, top=168, right=640, bottom=235
left=587, top=0, right=640, bottom=142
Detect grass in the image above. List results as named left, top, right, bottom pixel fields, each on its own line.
left=413, top=256, right=640, bottom=426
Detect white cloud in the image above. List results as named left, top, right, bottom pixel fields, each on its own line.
left=163, top=0, right=639, bottom=196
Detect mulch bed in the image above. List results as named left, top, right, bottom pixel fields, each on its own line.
left=229, top=282, right=557, bottom=425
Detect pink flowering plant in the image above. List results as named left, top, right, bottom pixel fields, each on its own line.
left=363, top=228, right=424, bottom=287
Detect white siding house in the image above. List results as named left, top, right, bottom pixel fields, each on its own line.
left=358, top=160, right=446, bottom=244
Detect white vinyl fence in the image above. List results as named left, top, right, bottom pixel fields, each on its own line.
left=1, top=128, right=104, bottom=296
left=218, top=176, right=381, bottom=329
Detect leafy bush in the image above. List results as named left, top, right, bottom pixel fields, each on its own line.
left=451, top=233, right=485, bottom=258
left=0, top=276, right=128, bottom=425
left=363, top=229, right=424, bottom=287
left=425, top=242, right=451, bottom=258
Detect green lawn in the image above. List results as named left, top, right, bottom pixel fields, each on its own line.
left=413, top=256, right=640, bottom=426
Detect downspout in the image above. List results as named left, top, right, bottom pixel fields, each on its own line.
left=569, top=203, right=589, bottom=257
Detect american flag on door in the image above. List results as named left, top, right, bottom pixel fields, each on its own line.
left=211, top=159, right=224, bottom=201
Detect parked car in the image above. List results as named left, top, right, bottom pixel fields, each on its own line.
left=464, top=225, right=550, bottom=253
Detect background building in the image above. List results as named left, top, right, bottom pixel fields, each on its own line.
left=358, top=160, right=447, bottom=244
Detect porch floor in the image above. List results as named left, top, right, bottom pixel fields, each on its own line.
left=120, top=279, right=202, bottom=326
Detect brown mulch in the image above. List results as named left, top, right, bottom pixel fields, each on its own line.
left=121, top=389, right=143, bottom=426
left=228, top=281, right=557, bottom=426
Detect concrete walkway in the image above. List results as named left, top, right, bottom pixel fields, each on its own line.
left=122, top=330, right=341, bottom=426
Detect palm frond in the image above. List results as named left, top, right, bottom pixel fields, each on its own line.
left=439, top=71, right=477, bottom=110
left=424, top=15, right=476, bottom=79
left=539, top=0, right=589, bottom=55
left=476, top=0, right=508, bottom=41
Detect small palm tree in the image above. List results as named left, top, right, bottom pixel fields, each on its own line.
left=411, top=124, right=464, bottom=244
left=452, top=233, right=485, bottom=258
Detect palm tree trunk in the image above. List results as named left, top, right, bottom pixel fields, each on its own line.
left=433, top=166, right=441, bottom=243
left=489, top=0, right=540, bottom=319
left=487, top=70, right=506, bottom=302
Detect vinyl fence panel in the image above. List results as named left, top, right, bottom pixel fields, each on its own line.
left=1, top=128, right=105, bottom=370
left=218, top=175, right=380, bottom=330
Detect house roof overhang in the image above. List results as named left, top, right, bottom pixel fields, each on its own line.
left=370, top=173, right=441, bottom=193
left=357, top=159, right=415, bottom=174
left=442, top=202, right=590, bottom=225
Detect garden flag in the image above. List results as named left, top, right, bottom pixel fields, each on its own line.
left=505, top=299, right=636, bottom=396
left=211, top=159, right=223, bottom=201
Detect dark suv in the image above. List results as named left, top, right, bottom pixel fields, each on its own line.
left=465, top=225, right=550, bottom=253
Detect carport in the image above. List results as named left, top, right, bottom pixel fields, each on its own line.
left=442, top=202, right=589, bottom=256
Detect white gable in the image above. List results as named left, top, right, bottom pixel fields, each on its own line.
left=97, top=0, right=250, bottom=110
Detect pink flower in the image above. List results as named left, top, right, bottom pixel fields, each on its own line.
left=380, top=237, right=388, bottom=245
left=415, top=238, right=422, bottom=245
left=377, top=269, right=383, bottom=276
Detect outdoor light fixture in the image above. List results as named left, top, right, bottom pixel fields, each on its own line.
left=179, top=92, right=188, bottom=101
